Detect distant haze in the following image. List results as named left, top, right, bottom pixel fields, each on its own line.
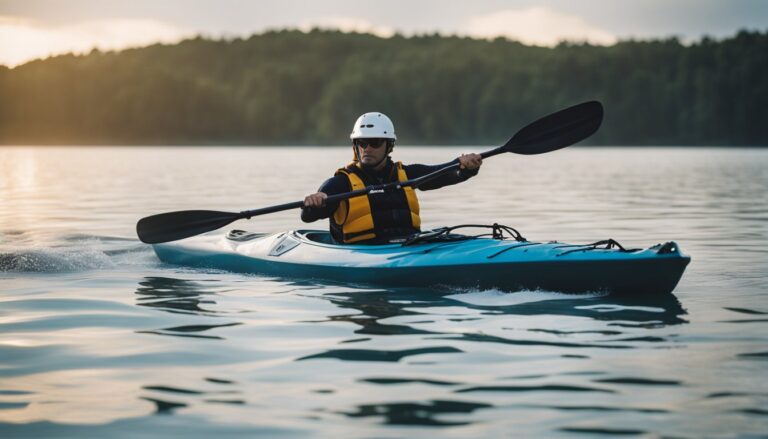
left=1, top=0, right=767, bottom=67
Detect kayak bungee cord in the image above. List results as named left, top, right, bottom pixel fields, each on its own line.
left=486, top=242, right=545, bottom=259
left=403, top=223, right=527, bottom=246
left=554, top=239, right=640, bottom=257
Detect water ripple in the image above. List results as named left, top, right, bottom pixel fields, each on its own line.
left=297, top=346, right=463, bottom=362
left=456, top=384, right=615, bottom=394
left=340, top=400, right=492, bottom=426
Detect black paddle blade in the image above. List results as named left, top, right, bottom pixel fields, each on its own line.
left=505, top=101, right=603, bottom=155
left=136, top=210, right=242, bottom=244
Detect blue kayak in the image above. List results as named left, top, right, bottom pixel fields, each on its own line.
left=152, top=224, right=690, bottom=296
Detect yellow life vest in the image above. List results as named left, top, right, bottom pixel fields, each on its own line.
left=333, top=161, right=421, bottom=243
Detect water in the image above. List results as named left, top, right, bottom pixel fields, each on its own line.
left=1, top=146, right=767, bottom=437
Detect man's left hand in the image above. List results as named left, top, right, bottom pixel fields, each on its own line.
left=459, top=153, right=482, bottom=170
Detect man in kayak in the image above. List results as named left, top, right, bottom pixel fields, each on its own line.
left=302, top=112, right=482, bottom=244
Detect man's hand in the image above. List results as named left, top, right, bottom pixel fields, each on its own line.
left=303, top=192, right=328, bottom=208
left=458, top=153, right=482, bottom=170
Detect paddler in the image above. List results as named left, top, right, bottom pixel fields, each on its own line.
left=302, top=112, right=482, bottom=244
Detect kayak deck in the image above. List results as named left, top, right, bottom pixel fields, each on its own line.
left=152, top=227, right=691, bottom=296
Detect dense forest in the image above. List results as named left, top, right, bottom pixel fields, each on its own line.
left=1, top=29, right=766, bottom=146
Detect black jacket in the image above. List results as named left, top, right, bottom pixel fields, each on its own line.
left=301, top=157, right=478, bottom=228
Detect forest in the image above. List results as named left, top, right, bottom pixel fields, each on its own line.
left=1, top=29, right=766, bottom=145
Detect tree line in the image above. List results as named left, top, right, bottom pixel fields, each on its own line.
left=1, top=29, right=766, bottom=145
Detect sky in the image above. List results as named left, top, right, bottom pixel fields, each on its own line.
left=1, top=0, right=766, bottom=67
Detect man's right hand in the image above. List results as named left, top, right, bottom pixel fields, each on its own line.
left=303, top=192, right=328, bottom=208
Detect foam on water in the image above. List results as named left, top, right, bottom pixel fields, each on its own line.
left=0, top=236, right=155, bottom=273
left=0, top=247, right=115, bottom=272
left=446, top=288, right=604, bottom=306
left=575, top=304, right=668, bottom=313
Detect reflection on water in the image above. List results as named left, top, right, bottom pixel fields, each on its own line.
left=311, top=288, right=687, bottom=350
left=341, top=400, right=492, bottom=426
left=123, top=274, right=695, bottom=432
left=134, top=277, right=243, bottom=339
left=300, top=287, right=691, bottom=428
left=298, top=346, right=463, bottom=362
left=141, top=381, right=245, bottom=415
left=135, top=276, right=222, bottom=316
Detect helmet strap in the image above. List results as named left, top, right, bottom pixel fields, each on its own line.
left=352, top=142, right=360, bottom=162
left=386, top=140, right=395, bottom=155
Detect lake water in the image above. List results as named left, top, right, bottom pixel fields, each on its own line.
left=1, top=146, right=767, bottom=437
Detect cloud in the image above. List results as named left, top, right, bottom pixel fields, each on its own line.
left=462, top=7, right=617, bottom=46
left=0, top=16, right=192, bottom=67
left=296, top=16, right=395, bottom=38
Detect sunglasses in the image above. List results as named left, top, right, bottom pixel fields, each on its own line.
left=355, top=138, right=387, bottom=149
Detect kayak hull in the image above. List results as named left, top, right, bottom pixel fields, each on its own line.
left=152, top=229, right=691, bottom=296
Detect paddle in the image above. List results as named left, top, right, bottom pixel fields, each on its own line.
left=137, top=100, right=603, bottom=244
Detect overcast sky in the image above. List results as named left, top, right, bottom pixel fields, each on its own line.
left=1, top=0, right=766, bottom=67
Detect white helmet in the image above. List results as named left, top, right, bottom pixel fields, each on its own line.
left=350, top=112, right=396, bottom=140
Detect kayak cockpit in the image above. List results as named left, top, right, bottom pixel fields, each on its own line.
left=300, top=231, right=336, bottom=245
left=293, top=223, right=530, bottom=248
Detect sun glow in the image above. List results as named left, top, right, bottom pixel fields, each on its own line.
left=0, top=16, right=192, bottom=67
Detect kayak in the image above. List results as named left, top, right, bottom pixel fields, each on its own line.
left=151, top=224, right=690, bottom=296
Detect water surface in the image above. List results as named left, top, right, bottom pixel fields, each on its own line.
left=1, top=146, right=766, bottom=437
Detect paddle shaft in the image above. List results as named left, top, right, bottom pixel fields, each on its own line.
left=240, top=141, right=515, bottom=219
left=239, top=162, right=463, bottom=219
